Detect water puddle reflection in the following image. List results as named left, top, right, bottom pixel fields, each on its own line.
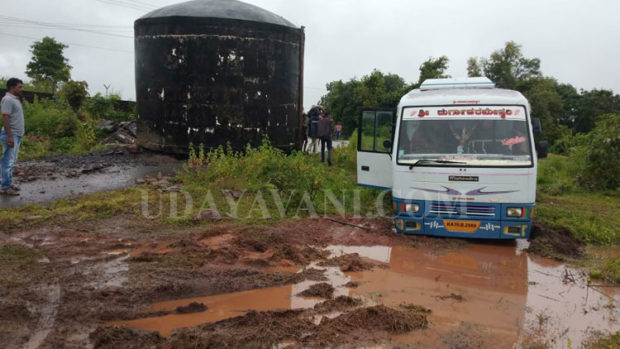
left=108, top=242, right=619, bottom=347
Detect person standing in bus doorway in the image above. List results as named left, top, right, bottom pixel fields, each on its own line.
left=1, top=78, right=25, bottom=196
left=318, top=112, right=333, bottom=166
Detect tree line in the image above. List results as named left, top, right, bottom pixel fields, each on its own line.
left=319, top=41, right=620, bottom=146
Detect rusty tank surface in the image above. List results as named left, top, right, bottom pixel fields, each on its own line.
left=134, top=0, right=305, bottom=153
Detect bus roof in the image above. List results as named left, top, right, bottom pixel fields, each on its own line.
left=399, top=87, right=529, bottom=108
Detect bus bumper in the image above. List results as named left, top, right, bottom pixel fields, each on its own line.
left=394, top=216, right=532, bottom=239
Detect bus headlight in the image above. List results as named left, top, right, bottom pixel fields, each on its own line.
left=405, top=203, right=420, bottom=213
left=507, top=207, right=523, bottom=217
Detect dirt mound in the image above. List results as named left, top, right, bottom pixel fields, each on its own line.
left=90, top=326, right=163, bottom=349
left=320, top=305, right=429, bottom=333
left=166, top=309, right=314, bottom=348
left=293, top=268, right=328, bottom=282
left=298, top=283, right=335, bottom=298
left=0, top=302, right=33, bottom=322
left=527, top=223, right=586, bottom=260
left=319, top=253, right=375, bottom=272
left=176, top=302, right=207, bottom=314
left=314, top=296, right=362, bottom=312
left=344, top=281, right=359, bottom=288
left=305, top=305, right=429, bottom=346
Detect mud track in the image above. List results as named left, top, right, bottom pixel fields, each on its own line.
left=1, top=215, right=618, bottom=348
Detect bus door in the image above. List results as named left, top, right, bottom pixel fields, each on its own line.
left=357, top=108, right=395, bottom=190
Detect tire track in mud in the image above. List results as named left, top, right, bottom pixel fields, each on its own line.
left=23, top=284, right=61, bottom=349
left=7, top=233, right=62, bottom=349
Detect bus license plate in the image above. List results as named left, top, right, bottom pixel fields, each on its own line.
left=443, top=220, right=480, bottom=233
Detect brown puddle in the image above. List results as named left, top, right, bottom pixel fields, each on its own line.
left=108, top=243, right=619, bottom=347
left=108, top=261, right=350, bottom=336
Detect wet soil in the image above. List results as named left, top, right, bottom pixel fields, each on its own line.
left=0, top=214, right=618, bottom=348
left=297, top=282, right=335, bottom=298
left=0, top=151, right=182, bottom=209
left=313, top=296, right=363, bottom=312
left=527, top=222, right=586, bottom=260
left=318, top=252, right=377, bottom=272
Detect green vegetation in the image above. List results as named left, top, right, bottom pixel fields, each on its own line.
left=26, top=36, right=71, bottom=93
left=1, top=36, right=135, bottom=160
left=535, top=115, right=619, bottom=282
left=178, top=136, right=388, bottom=224
left=18, top=96, right=114, bottom=159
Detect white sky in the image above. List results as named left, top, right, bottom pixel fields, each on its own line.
left=1, top=0, right=619, bottom=110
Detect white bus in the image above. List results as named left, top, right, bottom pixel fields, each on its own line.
left=357, top=77, right=547, bottom=239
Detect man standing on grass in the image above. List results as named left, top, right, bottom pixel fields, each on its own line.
left=318, top=111, right=333, bottom=166
left=1, top=78, right=25, bottom=196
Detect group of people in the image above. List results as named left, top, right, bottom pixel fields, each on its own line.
left=1, top=77, right=24, bottom=196
left=301, top=106, right=343, bottom=166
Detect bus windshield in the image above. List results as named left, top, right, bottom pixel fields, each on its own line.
left=397, top=106, right=532, bottom=167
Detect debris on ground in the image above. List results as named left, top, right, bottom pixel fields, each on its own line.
left=12, top=151, right=178, bottom=184
left=297, top=282, right=335, bottom=298
left=100, top=120, right=138, bottom=152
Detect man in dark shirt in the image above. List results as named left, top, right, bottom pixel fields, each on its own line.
left=318, top=112, right=333, bottom=165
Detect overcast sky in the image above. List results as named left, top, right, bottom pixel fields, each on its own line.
left=1, top=0, right=619, bottom=110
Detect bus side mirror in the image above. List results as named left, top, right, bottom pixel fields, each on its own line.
left=536, top=141, right=548, bottom=159
left=532, top=118, right=542, bottom=134
left=383, top=140, right=392, bottom=149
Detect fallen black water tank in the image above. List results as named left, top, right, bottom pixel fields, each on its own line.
left=134, top=0, right=304, bottom=153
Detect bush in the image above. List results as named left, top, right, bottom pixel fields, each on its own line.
left=331, top=129, right=357, bottom=172
left=83, top=93, right=135, bottom=121
left=72, top=116, right=103, bottom=154
left=59, top=80, right=89, bottom=112
left=537, top=155, right=582, bottom=195
left=549, top=131, right=590, bottom=155
left=539, top=114, right=619, bottom=193
left=186, top=139, right=324, bottom=201
left=19, top=138, right=49, bottom=160
left=23, top=97, right=75, bottom=137
left=581, top=114, right=620, bottom=191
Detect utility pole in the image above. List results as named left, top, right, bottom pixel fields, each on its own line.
left=104, top=84, right=111, bottom=97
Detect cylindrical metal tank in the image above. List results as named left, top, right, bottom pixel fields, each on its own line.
left=134, top=0, right=304, bottom=153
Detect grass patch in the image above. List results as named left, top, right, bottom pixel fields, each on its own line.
left=535, top=192, right=619, bottom=246
left=588, top=254, right=620, bottom=284
left=535, top=155, right=619, bottom=283
left=582, top=331, right=620, bottom=349
left=0, top=187, right=156, bottom=233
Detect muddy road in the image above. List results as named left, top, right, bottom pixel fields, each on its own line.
left=1, top=215, right=617, bottom=348
left=0, top=151, right=181, bottom=209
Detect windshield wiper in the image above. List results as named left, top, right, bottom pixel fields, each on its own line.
left=409, top=159, right=467, bottom=169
